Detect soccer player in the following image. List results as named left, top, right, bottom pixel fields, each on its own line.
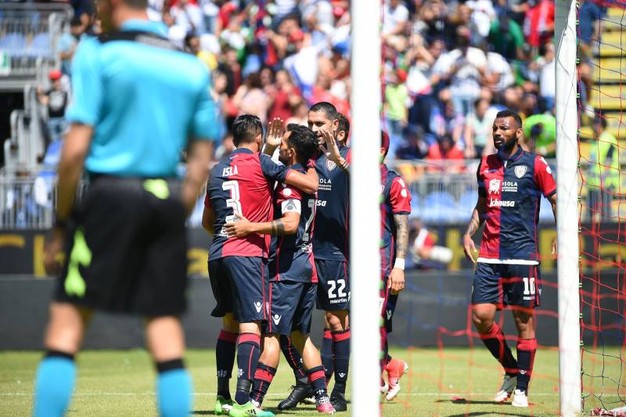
left=224, top=123, right=335, bottom=414
left=278, top=102, right=351, bottom=412
left=202, top=115, right=318, bottom=417
left=463, top=109, right=557, bottom=408
left=378, top=131, right=411, bottom=401
left=34, top=0, right=218, bottom=415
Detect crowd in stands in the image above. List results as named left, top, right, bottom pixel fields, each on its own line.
left=35, top=0, right=561, bottom=170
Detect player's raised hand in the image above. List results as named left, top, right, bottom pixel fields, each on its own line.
left=224, top=212, right=252, bottom=238
left=265, top=117, right=284, bottom=150
left=463, top=233, right=477, bottom=264
left=318, top=128, right=341, bottom=164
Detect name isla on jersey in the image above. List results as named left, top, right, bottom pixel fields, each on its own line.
left=222, top=165, right=238, bottom=176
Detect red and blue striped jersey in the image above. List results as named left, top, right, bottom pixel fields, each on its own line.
left=476, top=148, right=556, bottom=264
left=380, top=164, right=412, bottom=275
left=312, top=145, right=351, bottom=261
left=269, top=164, right=318, bottom=283
left=206, top=148, right=291, bottom=260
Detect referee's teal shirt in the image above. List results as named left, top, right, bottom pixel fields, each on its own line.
left=66, top=19, right=218, bottom=178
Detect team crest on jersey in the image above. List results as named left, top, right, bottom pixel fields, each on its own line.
left=488, top=179, right=500, bottom=194
left=326, top=159, right=337, bottom=171
left=514, top=165, right=528, bottom=178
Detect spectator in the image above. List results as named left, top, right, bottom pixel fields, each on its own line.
left=425, top=133, right=465, bottom=173
left=523, top=0, right=554, bottom=50
left=433, top=25, right=487, bottom=118
left=464, top=97, right=497, bottom=158
left=488, top=14, right=524, bottom=61
left=522, top=112, right=556, bottom=157
left=37, top=69, right=69, bottom=149
left=267, top=69, right=302, bottom=122
left=57, top=16, right=85, bottom=78
left=231, top=72, right=270, bottom=124
left=586, top=114, right=620, bottom=223
left=409, top=216, right=453, bottom=269
left=537, top=41, right=556, bottom=113
left=169, top=0, right=206, bottom=35
left=382, top=0, right=410, bottom=51
left=384, top=68, right=410, bottom=160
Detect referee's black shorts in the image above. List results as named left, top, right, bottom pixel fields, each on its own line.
left=54, top=176, right=188, bottom=316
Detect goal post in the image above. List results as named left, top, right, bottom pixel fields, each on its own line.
left=555, top=0, right=582, bottom=416
left=350, top=1, right=382, bottom=416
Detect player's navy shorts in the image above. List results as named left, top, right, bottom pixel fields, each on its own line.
left=380, top=287, right=399, bottom=334
left=315, top=259, right=350, bottom=311
left=209, top=256, right=269, bottom=323
left=266, top=280, right=316, bottom=336
left=472, top=262, right=542, bottom=308
left=54, top=176, right=188, bottom=316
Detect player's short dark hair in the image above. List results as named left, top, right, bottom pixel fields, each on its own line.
left=309, top=101, right=338, bottom=121
left=337, top=113, right=350, bottom=138
left=286, top=124, right=319, bottom=164
left=594, top=113, right=608, bottom=129
left=496, top=109, right=522, bottom=129
left=232, top=114, right=263, bottom=147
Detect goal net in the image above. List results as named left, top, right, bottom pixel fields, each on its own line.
left=578, top=3, right=626, bottom=414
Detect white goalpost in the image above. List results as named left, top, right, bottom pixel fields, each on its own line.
left=350, top=1, right=382, bottom=416
left=555, top=0, right=582, bottom=416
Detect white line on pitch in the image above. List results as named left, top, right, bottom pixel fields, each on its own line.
left=0, top=392, right=562, bottom=397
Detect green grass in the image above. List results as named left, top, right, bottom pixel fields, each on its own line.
left=0, top=347, right=624, bottom=416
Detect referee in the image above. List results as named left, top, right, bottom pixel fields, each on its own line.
left=33, top=0, right=218, bottom=416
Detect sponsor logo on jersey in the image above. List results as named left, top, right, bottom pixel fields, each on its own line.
left=488, top=179, right=501, bottom=194
left=254, top=301, right=263, bottom=313
left=514, top=165, right=527, bottom=178
left=272, top=314, right=282, bottom=325
left=489, top=199, right=516, bottom=207
left=326, top=159, right=337, bottom=171
left=316, top=200, right=327, bottom=207
left=338, top=373, right=346, bottom=378
left=386, top=310, right=393, bottom=320
left=502, top=181, right=518, bottom=192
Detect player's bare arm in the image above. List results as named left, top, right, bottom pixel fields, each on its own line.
left=224, top=211, right=300, bottom=238
left=549, top=193, right=557, bottom=255
left=183, top=140, right=213, bottom=215
left=389, top=213, right=409, bottom=294
left=285, top=168, right=319, bottom=194
left=319, top=128, right=350, bottom=172
left=263, top=117, right=284, bottom=156
left=44, top=123, right=93, bottom=276
left=202, top=205, right=216, bottom=235
left=463, top=196, right=487, bottom=264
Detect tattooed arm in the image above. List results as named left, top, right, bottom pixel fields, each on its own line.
left=389, top=213, right=409, bottom=294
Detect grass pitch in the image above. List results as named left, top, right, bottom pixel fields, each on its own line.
left=1, top=347, right=623, bottom=416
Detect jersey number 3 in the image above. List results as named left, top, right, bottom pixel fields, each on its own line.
left=222, top=180, right=242, bottom=221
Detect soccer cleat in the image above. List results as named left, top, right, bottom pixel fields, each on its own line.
left=385, top=359, right=409, bottom=401
left=380, top=381, right=389, bottom=394
left=511, top=389, right=529, bottom=408
left=315, top=395, right=336, bottom=414
left=494, top=374, right=517, bottom=403
left=215, top=395, right=234, bottom=415
left=277, top=383, right=314, bottom=410
left=330, top=392, right=348, bottom=412
left=228, top=401, right=275, bottom=417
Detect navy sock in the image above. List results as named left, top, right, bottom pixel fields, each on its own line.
left=279, top=335, right=307, bottom=384
left=33, top=351, right=76, bottom=417
left=479, top=323, right=518, bottom=375
left=307, top=365, right=328, bottom=399
left=156, top=359, right=192, bottom=417
left=516, top=338, right=537, bottom=392
left=250, top=362, right=276, bottom=405
left=216, top=330, right=237, bottom=399
left=321, top=329, right=334, bottom=383
left=331, top=329, right=350, bottom=396
left=235, top=333, right=260, bottom=405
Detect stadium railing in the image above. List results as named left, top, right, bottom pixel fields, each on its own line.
left=0, top=2, right=72, bottom=92
left=0, top=159, right=564, bottom=230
